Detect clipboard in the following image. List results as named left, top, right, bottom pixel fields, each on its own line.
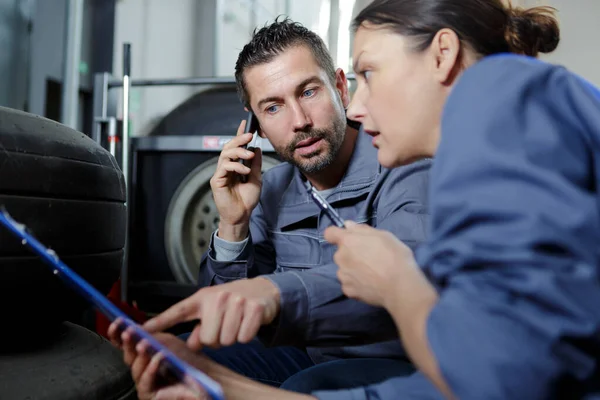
left=0, top=207, right=224, bottom=400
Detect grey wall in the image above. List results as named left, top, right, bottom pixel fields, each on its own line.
left=28, top=0, right=66, bottom=117
left=28, top=0, right=95, bottom=130
left=353, top=0, right=600, bottom=87
left=112, top=0, right=349, bottom=136
left=112, top=0, right=207, bottom=136
left=111, top=0, right=599, bottom=137
left=525, top=0, right=600, bottom=86
left=0, top=0, right=35, bottom=110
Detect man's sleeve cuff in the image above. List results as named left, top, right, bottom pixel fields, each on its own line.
left=261, top=271, right=310, bottom=346
left=204, top=231, right=249, bottom=279
left=312, top=388, right=366, bottom=400
left=212, top=229, right=249, bottom=261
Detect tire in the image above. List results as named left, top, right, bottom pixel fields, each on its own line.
left=0, top=106, right=126, bottom=337
left=0, top=322, right=137, bottom=400
left=164, top=155, right=281, bottom=284
left=149, top=86, right=247, bottom=137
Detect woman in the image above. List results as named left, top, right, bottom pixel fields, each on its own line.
left=110, top=0, right=600, bottom=398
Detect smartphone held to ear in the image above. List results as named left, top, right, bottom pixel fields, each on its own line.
left=239, top=112, right=260, bottom=183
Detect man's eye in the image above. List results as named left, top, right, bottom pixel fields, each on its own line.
left=303, top=89, right=316, bottom=97
left=266, top=105, right=279, bottom=113
left=363, top=71, right=372, bottom=81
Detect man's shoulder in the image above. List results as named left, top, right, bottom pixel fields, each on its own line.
left=262, top=161, right=295, bottom=190
left=258, top=161, right=297, bottom=205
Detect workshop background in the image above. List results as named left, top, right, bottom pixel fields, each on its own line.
left=0, top=1, right=597, bottom=399
left=0, top=0, right=597, bottom=135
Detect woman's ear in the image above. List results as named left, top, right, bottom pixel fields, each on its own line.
left=429, top=28, right=462, bottom=85
left=335, top=68, right=351, bottom=108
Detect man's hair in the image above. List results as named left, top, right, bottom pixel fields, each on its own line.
left=235, top=17, right=336, bottom=109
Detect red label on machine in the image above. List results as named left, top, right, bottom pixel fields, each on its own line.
left=202, top=136, right=233, bottom=150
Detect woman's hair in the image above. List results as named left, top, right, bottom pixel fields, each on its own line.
left=352, top=0, right=560, bottom=58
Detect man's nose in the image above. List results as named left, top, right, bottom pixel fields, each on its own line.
left=291, top=103, right=312, bottom=131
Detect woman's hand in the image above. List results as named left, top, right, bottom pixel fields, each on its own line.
left=324, top=222, right=419, bottom=308
left=326, top=223, right=449, bottom=397
left=107, top=320, right=316, bottom=400
left=107, top=322, right=212, bottom=400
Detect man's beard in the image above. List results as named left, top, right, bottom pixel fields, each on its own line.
left=276, top=117, right=346, bottom=174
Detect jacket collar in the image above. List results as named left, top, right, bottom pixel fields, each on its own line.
left=276, top=130, right=380, bottom=227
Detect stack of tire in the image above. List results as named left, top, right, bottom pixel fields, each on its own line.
left=0, top=107, right=136, bottom=399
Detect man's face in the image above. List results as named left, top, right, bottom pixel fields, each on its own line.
left=244, top=45, right=348, bottom=174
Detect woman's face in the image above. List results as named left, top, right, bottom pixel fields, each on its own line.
left=347, top=24, right=457, bottom=168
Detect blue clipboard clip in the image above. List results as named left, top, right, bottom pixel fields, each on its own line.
left=0, top=206, right=224, bottom=400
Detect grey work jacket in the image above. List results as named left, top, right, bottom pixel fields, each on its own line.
left=198, top=132, right=431, bottom=363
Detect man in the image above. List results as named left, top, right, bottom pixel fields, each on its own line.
left=142, top=18, right=431, bottom=392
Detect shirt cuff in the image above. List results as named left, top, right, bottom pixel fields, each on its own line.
left=261, top=271, right=310, bottom=346
left=312, top=388, right=366, bottom=400
left=314, top=371, right=443, bottom=400
left=212, top=229, right=249, bottom=261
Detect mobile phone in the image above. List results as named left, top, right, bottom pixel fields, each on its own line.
left=239, top=111, right=260, bottom=183
left=244, top=111, right=260, bottom=136
left=302, top=179, right=346, bottom=228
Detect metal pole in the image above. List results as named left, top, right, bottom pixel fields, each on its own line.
left=106, top=74, right=356, bottom=88
left=60, top=0, right=85, bottom=129
left=214, top=0, right=222, bottom=76
left=284, top=0, right=291, bottom=16
left=249, top=0, right=256, bottom=37
left=121, top=43, right=131, bottom=302
left=122, top=43, right=131, bottom=186
left=107, top=117, right=117, bottom=156
left=328, top=0, right=340, bottom=64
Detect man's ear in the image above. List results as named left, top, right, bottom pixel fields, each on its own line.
left=335, top=68, right=351, bottom=108
left=253, top=114, right=267, bottom=139
left=429, top=28, right=462, bottom=85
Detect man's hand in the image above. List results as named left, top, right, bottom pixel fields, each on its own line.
left=210, top=119, right=263, bottom=242
left=143, top=277, right=281, bottom=349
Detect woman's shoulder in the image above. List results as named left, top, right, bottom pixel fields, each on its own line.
left=452, top=54, right=599, bottom=109
left=442, top=53, right=600, bottom=150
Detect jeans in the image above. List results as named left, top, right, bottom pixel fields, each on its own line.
left=197, top=339, right=315, bottom=387
left=180, top=333, right=415, bottom=392
left=280, top=358, right=416, bottom=393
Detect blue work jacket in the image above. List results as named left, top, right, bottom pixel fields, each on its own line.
left=315, top=55, right=600, bottom=399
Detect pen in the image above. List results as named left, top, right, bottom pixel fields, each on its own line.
left=302, top=179, right=346, bottom=228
